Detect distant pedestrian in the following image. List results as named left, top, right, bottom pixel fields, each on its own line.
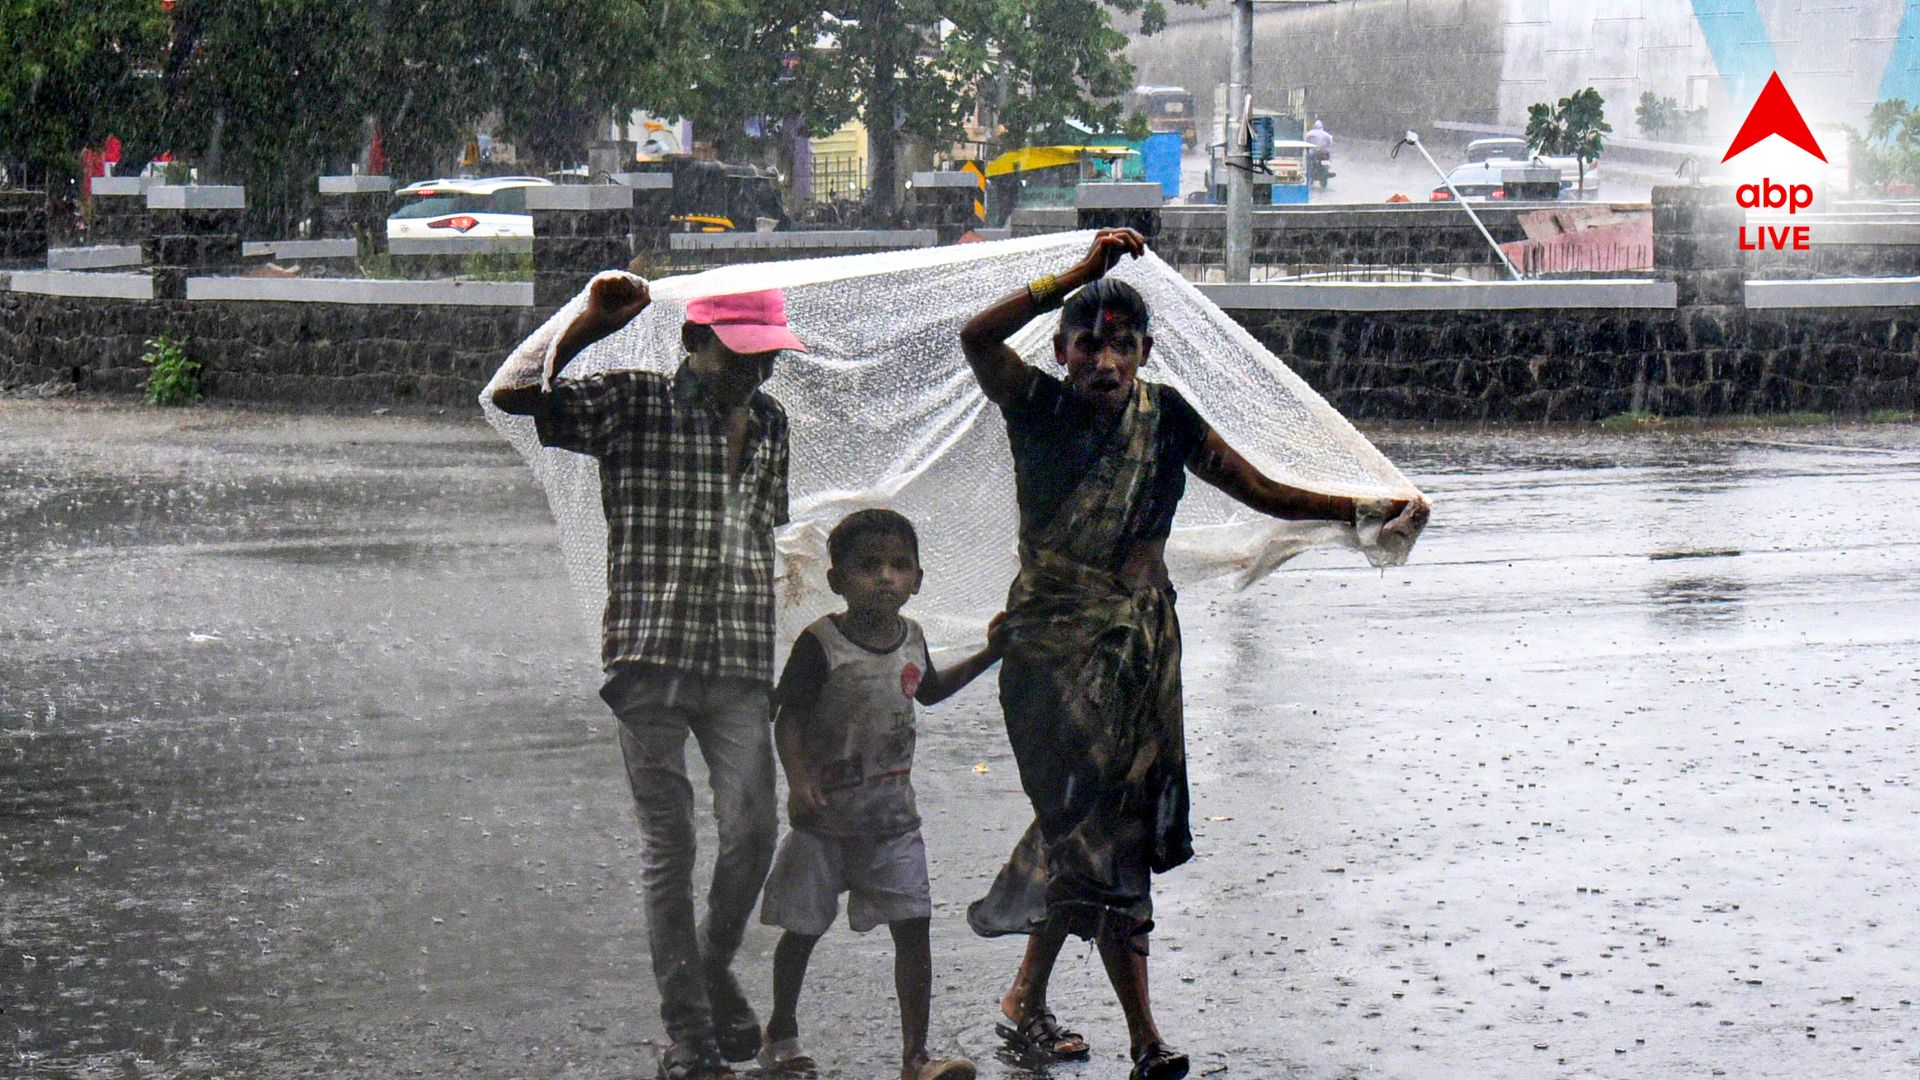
left=493, top=275, right=807, bottom=1080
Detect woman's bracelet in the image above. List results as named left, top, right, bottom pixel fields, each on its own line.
left=1027, top=273, right=1063, bottom=311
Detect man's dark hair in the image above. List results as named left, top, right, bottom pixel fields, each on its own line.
left=828, top=508, right=920, bottom=567
left=1060, top=278, right=1151, bottom=336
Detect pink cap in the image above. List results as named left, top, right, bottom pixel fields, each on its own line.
left=685, top=289, right=808, bottom=355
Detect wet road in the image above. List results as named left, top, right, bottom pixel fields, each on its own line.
left=4, top=401, right=1918, bottom=1079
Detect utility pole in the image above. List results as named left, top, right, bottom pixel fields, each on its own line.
left=1225, top=0, right=1254, bottom=282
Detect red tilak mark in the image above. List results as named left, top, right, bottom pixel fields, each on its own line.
left=1723, top=71, right=1827, bottom=163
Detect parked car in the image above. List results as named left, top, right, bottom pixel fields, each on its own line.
left=1464, top=136, right=1529, bottom=164
left=1429, top=161, right=1563, bottom=203
left=386, top=176, right=553, bottom=239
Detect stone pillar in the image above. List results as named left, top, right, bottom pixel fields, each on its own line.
left=1651, top=184, right=1747, bottom=415
left=0, top=190, right=48, bottom=265
left=1653, top=184, right=1744, bottom=307
left=1075, top=182, right=1165, bottom=239
left=527, top=184, right=634, bottom=308
left=614, top=172, right=674, bottom=274
left=144, top=185, right=246, bottom=300
left=89, top=176, right=150, bottom=243
left=907, top=171, right=986, bottom=243
left=317, top=175, right=393, bottom=259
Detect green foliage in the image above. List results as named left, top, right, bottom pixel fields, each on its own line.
left=0, top=1, right=168, bottom=186
left=655, top=0, right=1201, bottom=214
left=1846, top=99, right=1920, bottom=194
left=6, top=0, right=1191, bottom=222
left=141, top=336, right=203, bottom=406
left=1635, top=91, right=1709, bottom=142
left=1526, top=87, right=1611, bottom=190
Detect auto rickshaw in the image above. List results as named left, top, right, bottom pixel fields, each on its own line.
left=983, top=144, right=1141, bottom=226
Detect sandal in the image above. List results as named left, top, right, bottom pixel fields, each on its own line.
left=756, top=1035, right=818, bottom=1076
left=995, top=1008, right=1091, bottom=1061
left=1129, top=1042, right=1190, bottom=1080
left=658, top=1043, right=736, bottom=1080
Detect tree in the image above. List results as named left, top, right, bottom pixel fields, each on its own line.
left=146, top=0, right=713, bottom=233
left=1848, top=99, right=1920, bottom=195
left=0, top=1, right=168, bottom=189
left=659, top=0, right=1200, bottom=218
left=1526, top=87, right=1610, bottom=192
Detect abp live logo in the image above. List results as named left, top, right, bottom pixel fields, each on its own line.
left=1723, top=72, right=1826, bottom=251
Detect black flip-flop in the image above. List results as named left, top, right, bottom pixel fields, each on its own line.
left=995, top=1008, right=1092, bottom=1062
left=1129, top=1042, right=1189, bottom=1080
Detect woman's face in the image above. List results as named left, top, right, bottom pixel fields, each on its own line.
left=1054, top=315, right=1153, bottom=413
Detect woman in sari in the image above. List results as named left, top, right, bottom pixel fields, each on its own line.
left=959, top=229, right=1426, bottom=1080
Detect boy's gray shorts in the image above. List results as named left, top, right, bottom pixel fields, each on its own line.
left=759, top=827, right=931, bottom=936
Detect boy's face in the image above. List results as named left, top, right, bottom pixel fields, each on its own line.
left=1053, top=317, right=1153, bottom=412
left=826, top=532, right=923, bottom=617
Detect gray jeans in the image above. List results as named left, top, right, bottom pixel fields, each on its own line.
left=603, top=665, right=778, bottom=1048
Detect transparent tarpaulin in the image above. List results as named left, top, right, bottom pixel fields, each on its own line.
left=482, top=232, right=1427, bottom=650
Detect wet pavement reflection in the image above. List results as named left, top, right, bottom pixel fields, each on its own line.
left=4, top=402, right=1918, bottom=1078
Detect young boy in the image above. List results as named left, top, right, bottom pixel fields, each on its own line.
left=756, top=509, right=998, bottom=1080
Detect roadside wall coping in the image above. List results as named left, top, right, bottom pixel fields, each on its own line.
left=524, top=185, right=633, bottom=212
left=317, top=175, right=395, bottom=194
left=669, top=229, right=937, bottom=250
left=1199, top=279, right=1678, bottom=310
left=1076, top=182, right=1167, bottom=209
left=89, top=177, right=150, bottom=196
left=911, top=171, right=983, bottom=189
left=242, top=239, right=359, bottom=260
left=48, top=245, right=143, bottom=270
left=1745, top=276, right=1920, bottom=308
left=8, top=270, right=154, bottom=300
left=147, top=185, right=246, bottom=210
left=388, top=236, right=533, bottom=255
left=184, top=276, right=533, bottom=307
left=611, top=173, right=673, bottom=190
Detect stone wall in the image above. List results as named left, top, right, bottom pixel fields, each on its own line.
left=0, top=191, right=48, bottom=266
left=1012, top=204, right=1530, bottom=275
left=1223, top=304, right=1919, bottom=422
left=0, top=290, right=538, bottom=406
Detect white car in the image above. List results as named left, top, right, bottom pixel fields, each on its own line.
left=386, top=176, right=553, bottom=239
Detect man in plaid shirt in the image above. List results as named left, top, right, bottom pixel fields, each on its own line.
left=494, top=273, right=805, bottom=1080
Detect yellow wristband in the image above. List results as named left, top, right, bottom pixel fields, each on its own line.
left=1027, top=273, right=1062, bottom=311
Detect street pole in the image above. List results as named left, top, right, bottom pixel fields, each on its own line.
left=1225, top=0, right=1253, bottom=281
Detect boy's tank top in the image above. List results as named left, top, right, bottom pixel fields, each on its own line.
left=784, top=614, right=928, bottom=838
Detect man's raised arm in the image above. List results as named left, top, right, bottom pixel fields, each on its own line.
left=492, top=273, right=651, bottom=415
left=957, top=228, right=1145, bottom=406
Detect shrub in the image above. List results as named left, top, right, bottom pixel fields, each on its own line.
left=141, top=336, right=204, bottom=406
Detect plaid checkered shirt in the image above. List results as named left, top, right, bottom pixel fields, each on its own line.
left=535, top=364, right=789, bottom=685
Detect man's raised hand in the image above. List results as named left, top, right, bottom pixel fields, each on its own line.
left=587, top=271, right=651, bottom=330
left=1076, top=228, right=1147, bottom=281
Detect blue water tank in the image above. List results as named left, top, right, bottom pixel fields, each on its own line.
left=1141, top=132, right=1182, bottom=199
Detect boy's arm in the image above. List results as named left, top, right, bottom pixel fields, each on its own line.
left=773, top=632, right=831, bottom=826
left=774, top=702, right=828, bottom=825
left=958, top=228, right=1145, bottom=407
left=914, top=614, right=1005, bottom=706
left=491, top=273, right=651, bottom=416
left=1189, top=427, right=1429, bottom=532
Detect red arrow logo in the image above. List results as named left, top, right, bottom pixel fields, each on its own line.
left=1722, top=71, right=1826, bottom=163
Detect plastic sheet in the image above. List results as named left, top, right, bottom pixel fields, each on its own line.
left=482, top=231, right=1427, bottom=648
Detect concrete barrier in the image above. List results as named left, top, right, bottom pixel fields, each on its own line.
left=9, top=270, right=154, bottom=300
left=184, top=276, right=533, bottom=307
left=1200, top=279, right=1677, bottom=310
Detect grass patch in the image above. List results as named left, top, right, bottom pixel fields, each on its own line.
left=353, top=250, right=533, bottom=282
left=1597, top=409, right=1915, bottom=431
